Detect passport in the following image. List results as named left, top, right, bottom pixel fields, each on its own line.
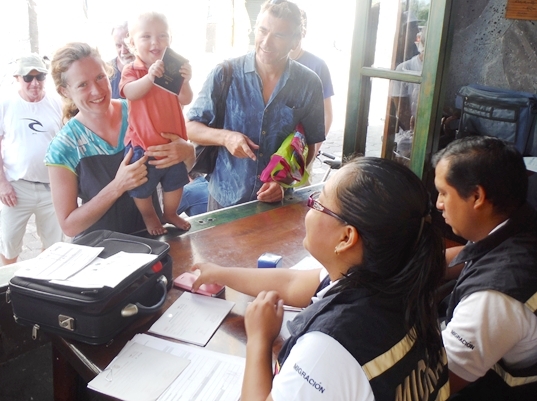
left=154, top=47, right=188, bottom=96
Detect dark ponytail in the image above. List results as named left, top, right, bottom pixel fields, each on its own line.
left=331, top=157, right=445, bottom=366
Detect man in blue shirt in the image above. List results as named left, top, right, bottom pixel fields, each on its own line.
left=187, top=0, right=325, bottom=209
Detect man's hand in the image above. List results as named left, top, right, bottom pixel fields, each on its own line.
left=257, top=181, right=284, bottom=203
left=223, top=131, right=259, bottom=160
left=0, top=180, right=17, bottom=207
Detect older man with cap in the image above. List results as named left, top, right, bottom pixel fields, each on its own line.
left=0, top=53, right=63, bottom=265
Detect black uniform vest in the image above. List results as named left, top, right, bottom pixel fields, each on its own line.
left=277, top=286, right=449, bottom=401
left=446, top=203, right=537, bottom=399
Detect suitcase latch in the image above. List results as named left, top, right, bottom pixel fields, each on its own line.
left=32, top=324, right=40, bottom=340
left=58, top=315, right=75, bottom=331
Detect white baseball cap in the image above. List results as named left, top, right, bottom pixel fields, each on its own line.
left=13, top=54, right=48, bottom=76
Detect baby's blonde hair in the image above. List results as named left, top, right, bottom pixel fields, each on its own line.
left=127, top=11, right=171, bottom=53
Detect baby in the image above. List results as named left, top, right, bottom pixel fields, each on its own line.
left=120, top=11, right=194, bottom=235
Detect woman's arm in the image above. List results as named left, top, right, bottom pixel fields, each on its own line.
left=242, top=291, right=283, bottom=401
left=190, top=262, right=322, bottom=308
left=48, top=148, right=148, bottom=237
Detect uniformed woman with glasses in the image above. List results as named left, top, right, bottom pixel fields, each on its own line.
left=191, top=157, right=450, bottom=400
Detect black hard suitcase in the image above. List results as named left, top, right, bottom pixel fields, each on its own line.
left=7, top=230, right=173, bottom=345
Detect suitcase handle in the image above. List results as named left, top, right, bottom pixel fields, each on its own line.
left=121, top=275, right=168, bottom=317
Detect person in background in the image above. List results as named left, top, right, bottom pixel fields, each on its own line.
left=0, top=54, right=63, bottom=265
left=391, top=26, right=426, bottom=132
left=433, top=136, right=537, bottom=400
left=289, top=8, right=334, bottom=186
left=289, top=9, right=333, bottom=139
left=45, top=42, right=194, bottom=238
left=109, top=22, right=135, bottom=99
left=177, top=172, right=208, bottom=217
left=395, top=10, right=421, bottom=66
left=191, top=157, right=449, bottom=401
left=120, top=11, right=194, bottom=235
left=187, top=0, right=325, bottom=210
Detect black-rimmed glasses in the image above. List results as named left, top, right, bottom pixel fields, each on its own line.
left=22, top=73, right=46, bottom=83
left=307, top=191, right=348, bottom=225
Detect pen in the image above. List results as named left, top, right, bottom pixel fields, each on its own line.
left=246, top=302, right=303, bottom=312
left=283, top=305, right=303, bottom=312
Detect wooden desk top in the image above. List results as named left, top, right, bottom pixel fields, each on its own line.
left=49, top=183, right=463, bottom=398
left=50, top=186, right=319, bottom=386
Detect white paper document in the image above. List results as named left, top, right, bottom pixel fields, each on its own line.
left=50, top=252, right=158, bottom=289
left=131, top=333, right=245, bottom=401
left=13, top=242, right=104, bottom=280
left=88, top=341, right=190, bottom=401
left=148, top=292, right=235, bottom=346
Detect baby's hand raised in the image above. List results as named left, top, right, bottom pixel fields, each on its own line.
left=180, top=62, right=192, bottom=82
left=148, top=60, right=165, bottom=81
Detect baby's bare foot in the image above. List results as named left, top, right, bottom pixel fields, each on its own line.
left=164, top=213, right=191, bottom=231
left=143, top=215, right=168, bottom=236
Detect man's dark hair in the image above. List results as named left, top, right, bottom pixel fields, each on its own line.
left=259, top=0, right=303, bottom=38
left=432, top=136, right=528, bottom=215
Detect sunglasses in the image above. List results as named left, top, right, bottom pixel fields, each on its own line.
left=307, top=191, right=348, bottom=225
left=22, top=73, right=46, bottom=83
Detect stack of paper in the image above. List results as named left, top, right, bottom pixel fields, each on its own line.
left=88, top=333, right=245, bottom=401
left=51, top=252, right=157, bottom=289
left=12, top=242, right=157, bottom=289
left=13, top=242, right=104, bottom=280
left=140, top=334, right=245, bottom=401
left=88, top=340, right=190, bottom=401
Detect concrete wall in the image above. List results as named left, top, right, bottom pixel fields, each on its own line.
left=444, top=0, right=537, bottom=108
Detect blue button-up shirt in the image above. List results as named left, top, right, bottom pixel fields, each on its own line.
left=187, top=52, right=325, bottom=207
